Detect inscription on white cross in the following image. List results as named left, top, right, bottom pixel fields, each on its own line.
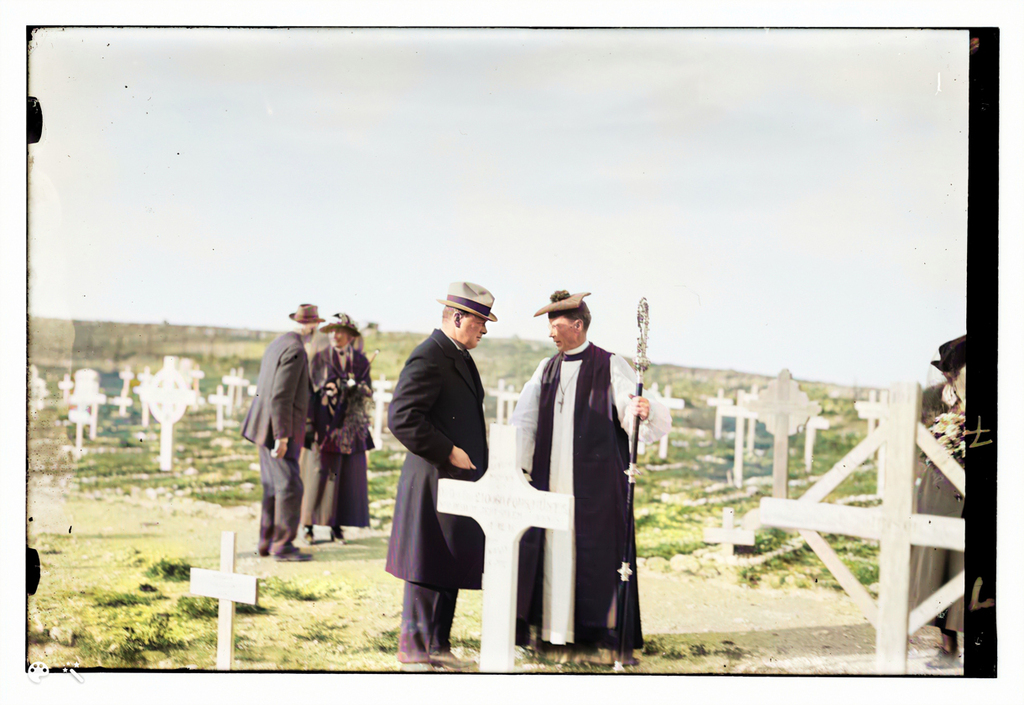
left=744, top=370, right=820, bottom=499
left=58, top=373, right=75, bottom=404
left=759, top=382, right=965, bottom=674
left=648, top=384, right=685, bottom=459
left=143, top=356, right=197, bottom=471
left=207, top=385, right=231, bottom=432
left=706, top=388, right=733, bottom=440
left=855, top=390, right=888, bottom=494
left=371, top=374, right=394, bottom=449
left=437, top=424, right=573, bottom=673
left=109, top=366, right=134, bottom=416
left=189, top=531, right=259, bottom=671
left=68, top=369, right=106, bottom=441
left=134, top=367, right=154, bottom=427
left=703, top=507, right=755, bottom=560
left=803, top=416, right=831, bottom=474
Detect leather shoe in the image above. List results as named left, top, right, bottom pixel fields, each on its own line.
left=429, top=652, right=473, bottom=671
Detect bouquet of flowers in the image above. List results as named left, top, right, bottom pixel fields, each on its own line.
left=927, top=410, right=966, bottom=468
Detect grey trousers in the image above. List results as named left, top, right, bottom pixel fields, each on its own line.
left=257, top=446, right=304, bottom=556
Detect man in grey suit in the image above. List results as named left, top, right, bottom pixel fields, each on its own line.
left=242, top=303, right=322, bottom=561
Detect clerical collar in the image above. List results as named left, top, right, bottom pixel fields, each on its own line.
left=562, top=341, right=590, bottom=362
left=442, top=329, right=467, bottom=352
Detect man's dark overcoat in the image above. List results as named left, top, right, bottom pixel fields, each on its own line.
left=385, top=329, right=487, bottom=589
left=241, top=331, right=310, bottom=460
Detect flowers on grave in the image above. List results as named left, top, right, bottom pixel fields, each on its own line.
left=926, top=410, right=966, bottom=468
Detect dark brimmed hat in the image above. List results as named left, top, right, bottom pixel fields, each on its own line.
left=437, top=282, right=497, bottom=322
left=534, top=291, right=591, bottom=317
left=321, top=313, right=361, bottom=336
left=289, top=303, right=325, bottom=324
left=931, top=335, right=965, bottom=376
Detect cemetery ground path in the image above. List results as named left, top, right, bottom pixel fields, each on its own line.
left=29, top=493, right=956, bottom=675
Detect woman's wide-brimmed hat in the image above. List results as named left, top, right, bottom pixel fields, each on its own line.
left=321, top=313, right=361, bottom=337
left=931, top=335, right=966, bottom=376
left=289, top=303, right=325, bottom=324
left=534, top=291, right=591, bottom=317
left=436, top=282, right=498, bottom=322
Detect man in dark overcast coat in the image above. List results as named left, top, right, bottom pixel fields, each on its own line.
left=242, top=303, right=322, bottom=561
left=385, top=282, right=497, bottom=670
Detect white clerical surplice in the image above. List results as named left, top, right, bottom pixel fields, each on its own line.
left=511, top=341, right=671, bottom=644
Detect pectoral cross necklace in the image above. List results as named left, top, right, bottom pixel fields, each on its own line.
left=557, top=366, right=581, bottom=413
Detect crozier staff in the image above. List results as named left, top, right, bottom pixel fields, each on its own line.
left=512, top=291, right=670, bottom=666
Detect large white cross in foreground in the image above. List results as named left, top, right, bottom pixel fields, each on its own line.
left=189, top=531, right=259, bottom=670
left=437, top=424, right=574, bottom=673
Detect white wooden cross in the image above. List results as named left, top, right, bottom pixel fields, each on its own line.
left=68, top=369, right=106, bottom=441
left=488, top=379, right=521, bottom=426
left=741, top=384, right=760, bottom=454
left=232, top=370, right=250, bottom=411
left=803, top=415, right=831, bottom=474
left=744, top=370, right=821, bottom=499
left=190, top=368, right=206, bottom=410
left=702, top=507, right=755, bottom=560
left=706, top=388, right=733, bottom=440
left=30, top=365, right=49, bottom=411
left=109, top=366, right=135, bottom=417
left=222, top=368, right=244, bottom=416
left=58, top=373, right=75, bottom=404
left=855, top=389, right=889, bottom=494
left=648, top=384, right=685, bottom=459
left=722, top=398, right=758, bottom=489
left=759, top=382, right=965, bottom=674
left=437, top=424, right=574, bottom=673
left=207, top=385, right=231, bottom=432
left=371, top=374, right=394, bottom=449
left=134, top=366, right=154, bottom=427
left=143, top=356, right=197, bottom=471
left=189, top=531, right=259, bottom=671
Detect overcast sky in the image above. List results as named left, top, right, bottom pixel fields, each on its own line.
left=27, top=27, right=969, bottom=387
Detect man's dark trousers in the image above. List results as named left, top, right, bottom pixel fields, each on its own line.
left=257, top=446, right=304, bottom=556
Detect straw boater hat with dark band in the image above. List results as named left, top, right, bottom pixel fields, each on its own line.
left=437, top=282, right=498, bottom=322
left=289, top=303, right=325, bottom=324
left=533, top=290, right=591, bottom=317
left=321, top=313, right=361, bottom=337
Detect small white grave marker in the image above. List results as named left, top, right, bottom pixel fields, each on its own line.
left=222, top=368, right=245, bottom=416
left=135, top=367, right=154, bottom=427
left=68, top=407, right=91, bottom=456
left=371, top=374, right=394, bottom=449
left=742, top=385, right=760, bottom=454
left=143, top=356, right=197, bottom=471
left=68, top=369, right=106, bottom=441
left=706, top=388, right=733, bottom=440
left=208, top=385, right=231, bottom=432
left=109, top=366, right=135, bottom=416
left=703, top=507, right=755, bottom=559
left=744, top=370, right=821, bottom=499
left=437, top=424, right=574, bottom=673
left=247, top=384, right=257, bottom=397
left=803, top=415, right=831, bottom=474
left=190, top=368, right=206, bottom=410
left=488, top=379, right=521, bottom=426
left=649, top=384, right=685, bottom=459
left=233, top=371, right=250, bottom=411
left=30, top=366, right=49, bottom=411
left=58, top=373, right=75, bottom=404
left=189, top=531, right=259, bottom=671
left=855, top=390, right=889, bottom=493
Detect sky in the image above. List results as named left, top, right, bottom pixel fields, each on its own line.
left=24, top=27, right=971, bottom=387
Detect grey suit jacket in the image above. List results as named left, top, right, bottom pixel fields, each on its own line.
left=241, top=331, right=310, bottom=460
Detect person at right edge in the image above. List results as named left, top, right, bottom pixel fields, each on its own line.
left=384, top=282, right=496, bottom=671
left=909, top=334, right=967, bottom=669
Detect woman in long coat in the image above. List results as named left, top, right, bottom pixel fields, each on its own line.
left=300, top=314, right=374, bottom=544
